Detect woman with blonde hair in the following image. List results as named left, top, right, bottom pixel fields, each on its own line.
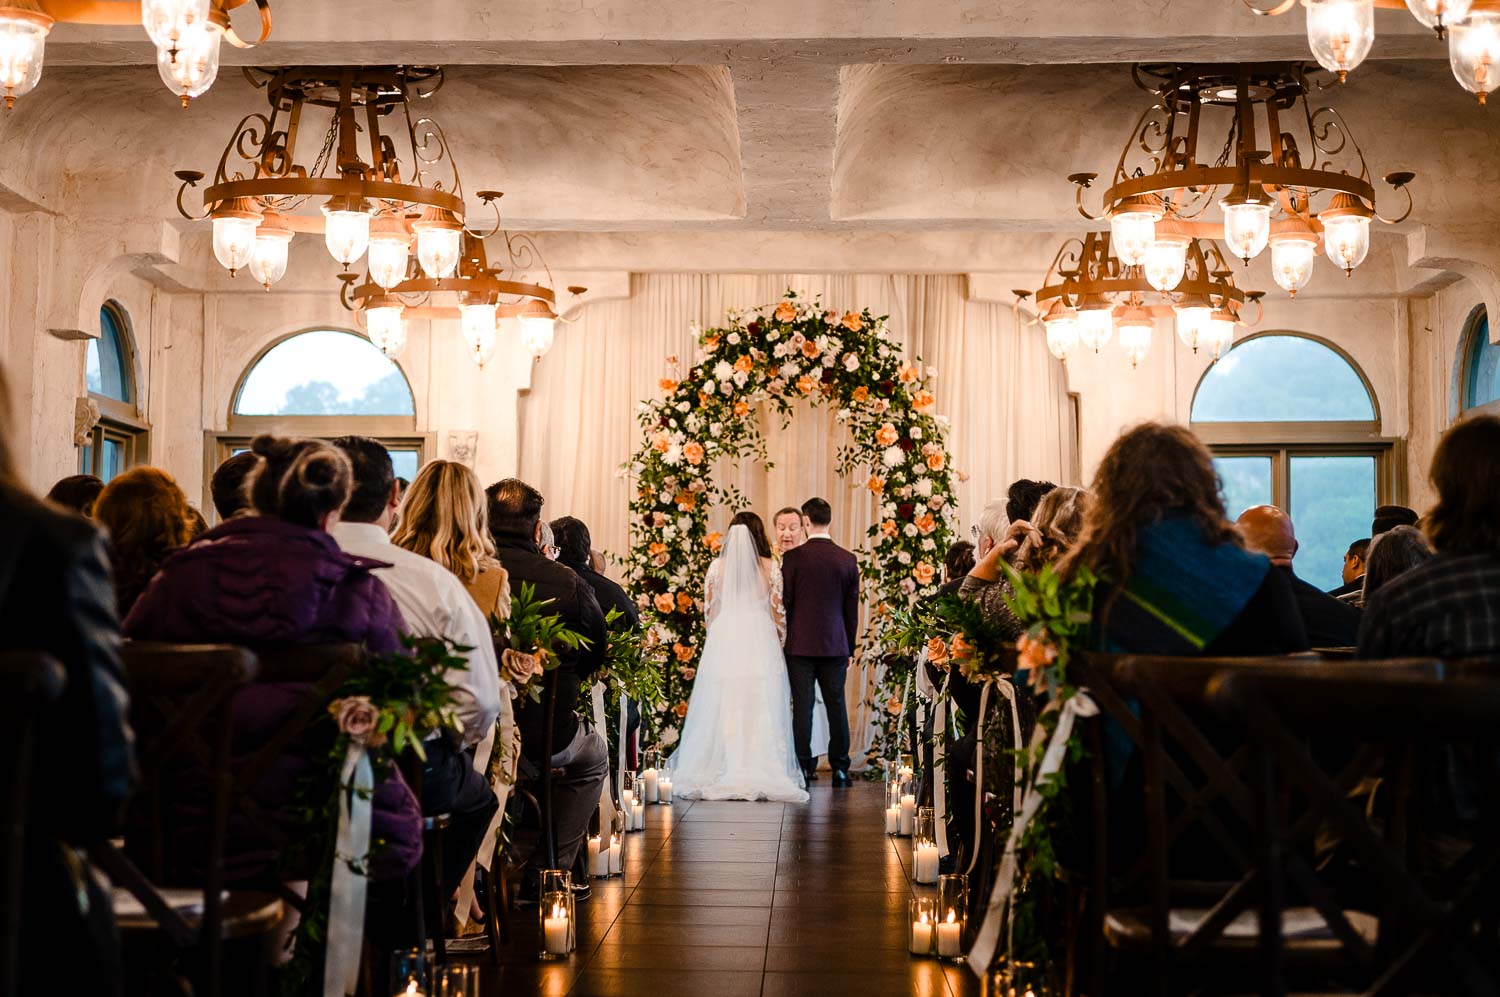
left=960, top=485, right=1092, bottom=641
left=392, top=459, right=511, bottom=622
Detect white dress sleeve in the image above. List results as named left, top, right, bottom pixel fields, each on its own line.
left=768, top=563, right=787, bottom=646
left=705, top=558, right=723, bottom=629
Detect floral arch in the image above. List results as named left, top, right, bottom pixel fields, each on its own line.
left=624, top=292, right=960, bottom=762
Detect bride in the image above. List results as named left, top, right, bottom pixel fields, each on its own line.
left=668, top=512, right=809, bottom=802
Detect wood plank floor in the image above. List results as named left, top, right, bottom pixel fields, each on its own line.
left=475, top=779, right=980, bottom=996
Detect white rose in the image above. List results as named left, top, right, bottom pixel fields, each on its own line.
left=663, top=524, right=677, bottom=539
left=843, top=353, right=859, bottom=372
left=686, top=415, right=702, bottom=432
left=929, top=496, right=947, bottom=510
left=897, top=551, right=912, bottom=565
left=900, top=577, right=917, bottom=595
left=915, top=477, right=934, bottom=497
left=703, top=380, right=716, bottom=395
left=658, top=490, right=673, bottom=503
left=660, top=727, right=680, bottom=746
left=773, top=342, right=789, bottom=358
left=733, top=370, right=749, bottom=387
left=921, top=538, right=936, bottom=551
left=767, top=330, right=780, bottom=342
left=727, top=332, right=741, bottom=345
left=720, top=382, right=733, bottom=396
left=780, top=362, right=799, bottom=380
left=678, top=516, right=692, bottom=531
left=815, top=336, right=831, bottom=354
left=903, top=523, right=919, bottom=538
left=710, top=422, right=723, bottom=436
left=677, top=402, right=690, bottom=413
left=882, top=447, right=903, bottom=468
left=910, top=427, right=923, bottom=440
left=714, top=360, right=734, bottom=381
left=879, top=345, right=892, bottom=358
left=883, top=503, right=898, bottom=518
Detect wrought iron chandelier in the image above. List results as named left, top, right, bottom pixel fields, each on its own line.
left=0, top=0, right=270, bottom=109
left=1072, top=63, right=1414, bottom=305
left=1242, top=0, right=1500, bottom=103
left=1030, top=229, right=1263, bottom=367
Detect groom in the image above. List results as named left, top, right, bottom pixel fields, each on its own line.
left=781, top=497, right=860, bottom=787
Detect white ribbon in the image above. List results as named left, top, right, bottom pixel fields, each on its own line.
left=592, top=683, right=613, bottom=829
left=965, top=681, right=991, bottom=877
left=454, top=683, right=518, bottom=926
left=323, top=742, right=372, bottom=997
left=967, top=690, right=1099, bottom=976
left=617, top=691, right=629, bottom=803
left=934, top=671, right=951, bottom=858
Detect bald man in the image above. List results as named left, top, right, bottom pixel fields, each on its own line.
left=1236, top=505, right=1362, bottom=648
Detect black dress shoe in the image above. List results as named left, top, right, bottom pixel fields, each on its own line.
left=832, top=770, right=852, bottom=788
left=803, top=769, right=819, bottom=782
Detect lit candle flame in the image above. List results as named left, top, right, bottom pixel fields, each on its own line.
left=945, top=909, right=957, bottom=924
left=405, top=982, right=419, bottom=996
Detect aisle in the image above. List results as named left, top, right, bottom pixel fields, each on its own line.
left=484, top=780, right=978, bottom=996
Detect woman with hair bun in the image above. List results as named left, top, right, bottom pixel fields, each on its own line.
left=124, top=434, right=422, bottom=883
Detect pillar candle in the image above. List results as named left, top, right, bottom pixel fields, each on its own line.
left=632, top=800, right=645, bottom=830
left=659, top=777, right=673, bottom=802
left=621, top=788, right=634, bottom=813
left=543, top=905, right=570, bottom=954
left=915, top=842, right=940, bottom=884
left=588, top=835, right=609, bottom=878
left=908, top=912, right=933, bottom=955
left=936, top=911, right=962, bottom=956
left=885, top=805, right=900, bottom=834
left=899, top=793, right=916, bottom=836
left=608, top=836, right=623, bottom=874
left=641, top=767, right=659, bottom=803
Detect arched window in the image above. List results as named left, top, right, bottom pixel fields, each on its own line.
left=80, top=302, right=146, bottom=482
left=1458, top=307, right=1498, bottom=415
left=214, top=330, right=428, bottom=500
left=1191, top=333, right=1399, bottom=593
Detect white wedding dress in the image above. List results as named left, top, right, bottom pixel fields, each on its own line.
left=667, top=525, right=810, bottom=802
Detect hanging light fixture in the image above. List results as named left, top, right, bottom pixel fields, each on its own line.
left=1202, top=308, right=1239, bottom=359
left=367, top=209, right=412, bottom=289
left=518, top=299, right=559, bottom=360
left=1041, top=299, right=1080, bottom=363
left=1269, top=229, right=1320, bottom=295
left=1143, top=230, right=1192, bottom=292
left=1115, top=306, right=1154, bottom=368
left=210, top=196, right=261, bottom=275
left=1305, top=0, right=1376, bottom=82
left=1072, top=63, right=1413, bottom=301
left=1449, top=10, right=1500, bottom=103
left=1175, top=297, right=1215, bottom=352
left=1408, top=0, right=1472, bottom=33
left=364, top=295, right=407, bottom=358
left=247, top=208, right=292, bottom=289
left=0, top=0, right=270, bottom=109
left=412, top=206, right=464, bottom=279
left=1107, top=194, right=1163, bottom=267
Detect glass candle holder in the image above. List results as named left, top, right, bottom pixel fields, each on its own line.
left=907, top=896, right=937, bottom=956
left=390, top=947, right=426, bottom=994
left=898, top=785, right=917, bottom=837
left=884, top=776, right=902, bottom=835
left=620, top=770, right=637, bottom=815
left=539, top=874, right=575, bottom=959
left=640, top=749, right=661, bottom=803
left=935, top=874, right=968, bottom=960
left=898, top=752, right=916, bottom=784
left=608, top=808, right=626, bottom=877
left=431, top=964, right=478, bottom=997
left=587, top=832, right=609, bottom=878
left=658, top=765, right=674, bottom=804
left=913, top=807, right=939, bottom=884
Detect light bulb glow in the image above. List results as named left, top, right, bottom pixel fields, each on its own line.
left=211, top=202, right=261, bottom=276
left=1203, top=311, right=1237, bottom=360
left=1406, top=0, right=1471, bottom=32
left=1077, top=307, right=1114, bottom=353
left=0, top=11, right=50, bottom=108
left=156, top=21, right=221, bottom=105
left=1449, top=12, right=1500, bottom=103
left=1109, top=200, right=1163, bottom=268
left=1320, top=214, right=1370, bottom=273
left=1269, top=233, right=1319, bottom=295
left=248, top=223, right=293, bottom=290
left=416, top=225, right=461, bottom=278
left=141, top=0, right=210, bottom=50
left=1143, top=235, right=1191, bottom=292
left=367, top=231, right=410, bottom=289
left=520, top=314, right=557, bottom=359
left=460, top=300, right=498, bottom=367
left=1117, top=317, right=1153, bottom=369
left=1042, top=305, right=1079, bottom=362
left=1220, top=199, right=1272, bottom=263
left=1175, top=305, right=1213, bottom=352
left=365, top=303, right=406, bottom=357
left=323, top=199, right=372, bottom=266
left=1306, top=0, right=1375, bottom=81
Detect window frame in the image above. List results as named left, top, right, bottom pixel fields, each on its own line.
left=81, top=301, right=149, bottom=481
left=1457, top=306, right=1498, bottom=418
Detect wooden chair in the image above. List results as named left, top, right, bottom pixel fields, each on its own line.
left=1212, top=666, right=1500, bottom=997
left=98, top=642, right=284, bottom=997
left=1074, top=652, right=1443, bottom=996
left=0, top=652, right=66, bottom=997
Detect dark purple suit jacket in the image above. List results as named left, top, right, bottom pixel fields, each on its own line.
left=781, top=537, right=860, bottom=658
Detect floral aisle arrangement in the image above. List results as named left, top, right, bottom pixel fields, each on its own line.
left=623, top=291, right=960, bottom=760
left=492, top=581, right=587, bottom=702
left=578, top=609, right=665, bottom=746
left=278, top=636, right=468, bottom=997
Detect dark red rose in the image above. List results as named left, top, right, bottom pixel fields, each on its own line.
left=821, top=367, right=837, bottom=385
left=879, top=380, right=895, bottom=396
left=898, top=437, right=915, bottom=452
left=747, top=321, right=761, bottom=336
left=897, top=502, right=915, bottom=521
left=647, top=577, right=667, bottom=594
left=658, top=416, right=670, bottom=428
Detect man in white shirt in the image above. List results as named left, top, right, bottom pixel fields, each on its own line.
left=330, top=437, right=502, bottom=900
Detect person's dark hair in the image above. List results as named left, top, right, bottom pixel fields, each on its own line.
left=210, top=450, right=260, bottom=520
left=486, top=477, right=545, bottom=541
left=187, top=506, right=208, bottom=539
left=94, top=466, right=197, bottom=615
left=330, top=435, right=394, bottom=523
left=1062, top=422, right=1238, bottom=587
left=943, top=540, right=976, bottom=581
left=1426, top=415, right=1500, bottom=556
left=1006, top=478, right=1057, bottom=525
left=247, top=435, right=352, bottom=529
left=1361, top=525, right=1434, bottom=602
left=46, top=474, right=105, bottom=518
left=1372, top=504, right=1419, bottom=536
left=551, top=516, right=593, bottom=571
left=731, top=511, right=773, bottom=559
left=1346, top=537, right=1371, bottom=561
left=801, top=497, right=832, bottom=528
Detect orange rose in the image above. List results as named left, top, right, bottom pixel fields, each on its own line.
left=867, top=475, right=885, bottom=494
left=875, top=423, right=899, bottom=447
left=733, top=400, right=750, bottom=417
left=885, top=694, right=903, bottom=716
left=676, top=591, right=695, bottom=613
left=913, top=562, right=936, bottom=586
left=648, top=542, right=668, bottom=557
left=653, top=593, right=675, bottom=614
left=706, top=531, right=724, bottom=553
left=675, top=489, right=697, bottom=510
left=925, top=451, right=946, bottom=472
left=703, top=335, right=720, bottom=352
left=651, top=432, right=671, bottom=453
left=1017, top=633, right=1060, bottom=673
left=912, top=390, right=935, bottom=411
left=800, top=339, right=821, bottom=359
left=950, top=634, right=975, bottom=663
left=899, top=365, right=920, bottom=383
left=683, top=442, right=705, bottom=465
left=659, top=378, right=679, bottom=393
left=796, top=375, right=817, bottom=395
left=915, top=513, right=936, bottom=535
left=842, top=311, right=864, bottom=332
left=673, top=643, right=695, bottom=663
left=851, top=386, right=869, bottom=403
left=926, top=636, right=950, bottom=666
left=880, top=519, right=898, bottom=537
left=734, top=355, right=754, bottom=374
left=674, top=701, right=690, bottom=718
left=698, top=391, right=711, bottom=407
left=775, top=300, right=797, bottom=322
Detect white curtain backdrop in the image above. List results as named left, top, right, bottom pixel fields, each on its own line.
left=517, top=272, right=1072, bottom=762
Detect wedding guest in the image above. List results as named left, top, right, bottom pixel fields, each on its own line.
left=186, top=506, right=207, bottom=540
left=392, top=459, right=512, bottom=622
left=1357, top=525, right=1433, bottom=608
left=1236, top=505, right=1361, bottom=647
left=93, top=466, right=197, bottom=617
left=1007, top=478, right=1056, bottom=526
left=1330, top=537, right=1370, bottom=599
left=774, top=506, right=807, bottom=555
left=210, top=450, right=260, bottom=521
left=45, top=473, right=104, bottom=517
left=939, top=540, right=975, bottom=596
left=485, top=478, right=608, bottom=882
left=125, top=435, right=422, bottom=883
left=553, top=516, right=638, bottom=632
left=539, top=519, right=560, bottom=561
left=962, top=486, right=1091, bottom=642
left=1361, top=415, right=1500, bottom=659
left=1372, top=504, right=1419, bottom=537
left=589, top=548, right=607, bottom=573
left=331, top=439, right=502, bottom=893
left=0, top=364, right=134, bottom=995
left=1062, top=423, right=1308, bottom=656
left=973, top=499, right=1009, bottom=557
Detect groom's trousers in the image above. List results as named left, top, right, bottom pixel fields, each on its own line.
left=787, top=654, right=851, bottom=774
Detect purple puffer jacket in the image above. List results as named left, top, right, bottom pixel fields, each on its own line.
left=124, top=515, right=422, bottom=882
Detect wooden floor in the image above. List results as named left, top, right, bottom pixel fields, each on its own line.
left=475, top=779, right=979, bottom=996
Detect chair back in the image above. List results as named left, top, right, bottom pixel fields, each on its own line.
left=0, top=652, right=66, bottom=997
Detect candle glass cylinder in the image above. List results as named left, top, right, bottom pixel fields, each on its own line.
left=587, top=834, right=609, bottom=879
left=658, top=766, right=674, bottom=804
left=390, top=947, right=426, bottom=993
left=913, top=807, right=939, bottom=884
left=539, top=884, right=575, bottom=959
left=898, top=790, right=917, bottom=837
left=935, top=874, right=967, bottom=960
left=620, top=770, right=636, bottom=816
left=907, top=896, right=937, bottom=956
left=884, top=776, right=903, bottom=834
left=631, top=799, right=645, bottom=831
left=431, top=963, right=479, bottom=997
left=641, top=748, right=660, bottom=803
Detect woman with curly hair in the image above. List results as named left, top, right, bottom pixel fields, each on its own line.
left=1061, top=422, right=1307, bottom=655
left=960, top=485, right=1091, bottom=641
left=93, top=466, right=197, bottom=616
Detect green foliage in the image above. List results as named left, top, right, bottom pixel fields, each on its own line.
left=494, top=581, right=589, bottom=703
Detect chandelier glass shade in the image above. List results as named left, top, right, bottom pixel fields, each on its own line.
left=1143, top=231, right=1192, bottom=291
left=1072, top=63, right=1413, bottom=302
left=1115, top=306, right=1155, bottom=367
left=1305, top=0, right=1376, bottom=81
left=364, top=296, right=406, bottom=358
left=0, top=0, right=270, bottom=109
left=1449, top=10, right=1500, bottom=102
left=1175, top=302, right=1215, bottom=351
left=1042, top=300, right=1081, bottom=362
left=247, top=207, right=292, bottom=289
left=1269, top=229, right=1320, bottom=294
